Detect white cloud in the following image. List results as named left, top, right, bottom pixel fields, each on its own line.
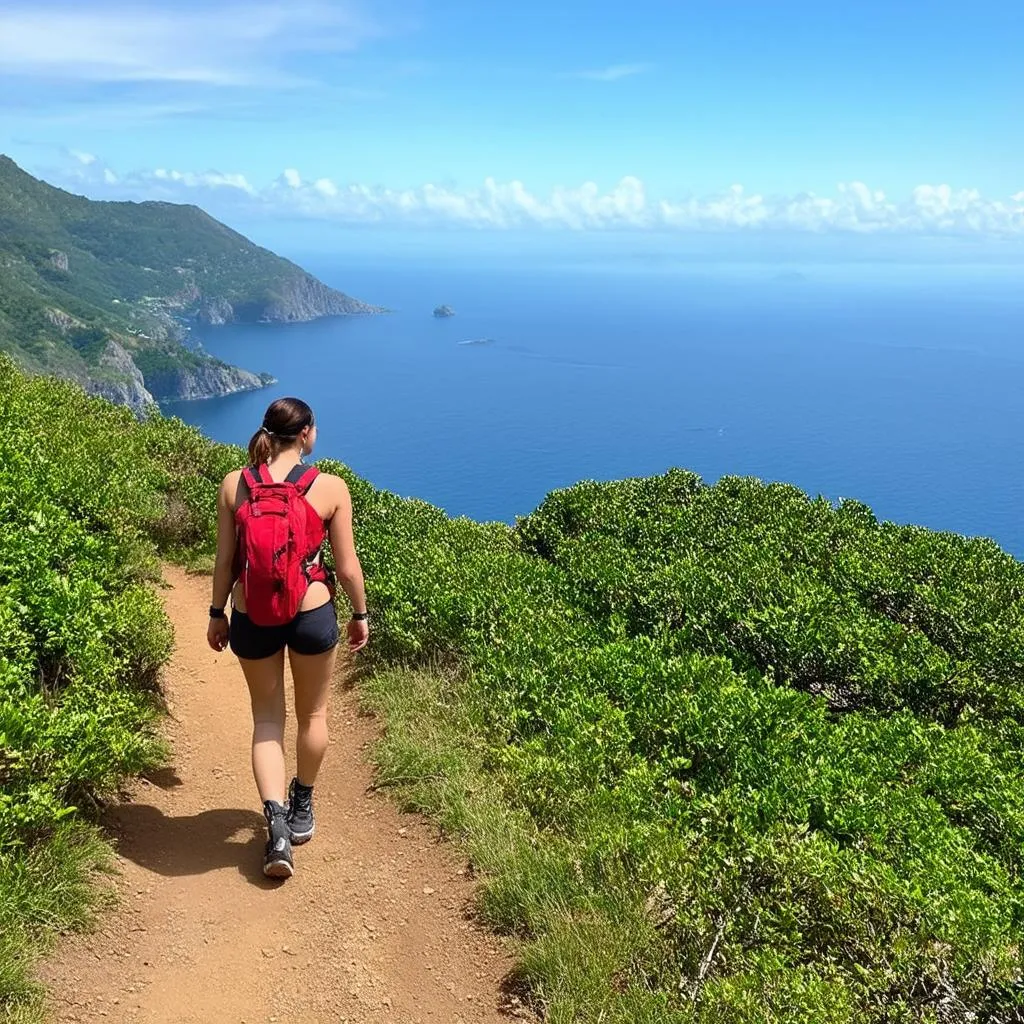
left=56, top=158, right=1024, bottom=237
left=0, top=2, right=382, bottom=87
left=567, top=63, right=653, bottom=82
left=69, top=149, right=96, bottom=165
left=261, top=175, right=1024, bottom=236
left=150, top=167, right=256, bottom=195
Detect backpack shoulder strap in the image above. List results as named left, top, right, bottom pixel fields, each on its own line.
left=288, top=464, right=320, bottom=495
left=242, top=464, right=274, bottom=491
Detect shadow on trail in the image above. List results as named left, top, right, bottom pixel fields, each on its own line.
left=140, top=766, right=184, bottom=790
left=105, top=803, right=276, bottom=887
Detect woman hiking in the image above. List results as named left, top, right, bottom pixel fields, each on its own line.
left=206, top=398, right=369, bottom=878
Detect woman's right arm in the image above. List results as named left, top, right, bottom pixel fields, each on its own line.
left=211, top=473, right=240, bottom=609
left=207, top=472, right=239, bottom=651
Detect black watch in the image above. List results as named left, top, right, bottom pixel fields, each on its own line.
left=351, top=611, right=369, bottom=621
left=209, top=605, right=227, bottom=620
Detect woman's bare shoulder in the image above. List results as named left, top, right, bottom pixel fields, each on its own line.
left=218, top=468, right=245, bottom=508
left=315, top=469, right=350, bottom=489
left=315, top=470, right=352, bottom=506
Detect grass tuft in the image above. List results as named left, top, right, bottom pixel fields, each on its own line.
left=361, top=667, right=677, bottom=1022
left=0, top=824, right=114, bottom=1022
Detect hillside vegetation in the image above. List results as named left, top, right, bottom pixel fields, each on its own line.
left=0, top=157, right=378, bottom=409
left=2, top=353, right=1023, bottom=1022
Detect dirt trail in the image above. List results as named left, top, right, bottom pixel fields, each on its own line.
left=39, top=565, right=518, bottom=1024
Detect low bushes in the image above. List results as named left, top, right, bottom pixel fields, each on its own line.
left=5, top=351, right=1024, bottom=1020
left=340, top=463, right=1024, bottom=1020
left=0, top=356, right=227, bottom=1015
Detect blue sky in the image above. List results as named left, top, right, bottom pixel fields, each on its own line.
left=1, top=0, right=1022, bottom=247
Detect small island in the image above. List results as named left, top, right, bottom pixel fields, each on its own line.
left=433, top=305, right=455, bottom=318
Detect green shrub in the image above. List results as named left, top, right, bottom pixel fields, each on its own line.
left=343, top=464, right=1024, bottom=1019
left=5, top=352, right=1024, bottom=1021
left=0, top=356, right=230, bottom=1017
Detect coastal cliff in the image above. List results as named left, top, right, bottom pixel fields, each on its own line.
left=196, top=273, right=379, bottom=325
left=84, top=339, right=156, bottom=413
left=140, top=360, right=274, bottom=404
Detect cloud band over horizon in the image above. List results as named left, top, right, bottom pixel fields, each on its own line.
left=47, top=156, right=1024, bottom=237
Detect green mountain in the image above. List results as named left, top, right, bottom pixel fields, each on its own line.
left=0, top=156, right=380, bottom=410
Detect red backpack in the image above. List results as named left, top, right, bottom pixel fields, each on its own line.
left=234, top=463, right=328, bottom=627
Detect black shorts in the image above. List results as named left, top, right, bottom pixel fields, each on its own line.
left=229, top=603, right=339, bottom=660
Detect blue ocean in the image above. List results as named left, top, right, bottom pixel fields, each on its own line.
left=166, top=258, right=1024, bottom=557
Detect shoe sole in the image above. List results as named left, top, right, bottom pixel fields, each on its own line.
left=289, top=824, right=315, bottom=845
left=263, top=858, right=294, bottom=878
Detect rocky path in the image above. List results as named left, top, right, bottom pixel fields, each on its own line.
left=38, top=565, right=517, bottom=1024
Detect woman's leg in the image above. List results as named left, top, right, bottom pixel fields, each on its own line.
left=238, top=650, right=288, bottom=803
left=289, top=644, right=337, bottom=786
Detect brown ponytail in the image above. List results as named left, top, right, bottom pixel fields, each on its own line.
left=247, top=397, right=315, bottom=465
left=247, top=429, right=274, bottom=467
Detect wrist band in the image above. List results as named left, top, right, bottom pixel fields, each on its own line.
left=209, top=606, right=227, bottom=620
left=351, top=611, right=369, bottom=621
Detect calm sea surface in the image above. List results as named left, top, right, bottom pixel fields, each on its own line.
left=166, top=260, right=1024, bottom=556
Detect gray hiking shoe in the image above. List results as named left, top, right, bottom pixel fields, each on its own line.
left=263, top=800, right=294, bottom=878
left=286, top=777, right=315, bottom=845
